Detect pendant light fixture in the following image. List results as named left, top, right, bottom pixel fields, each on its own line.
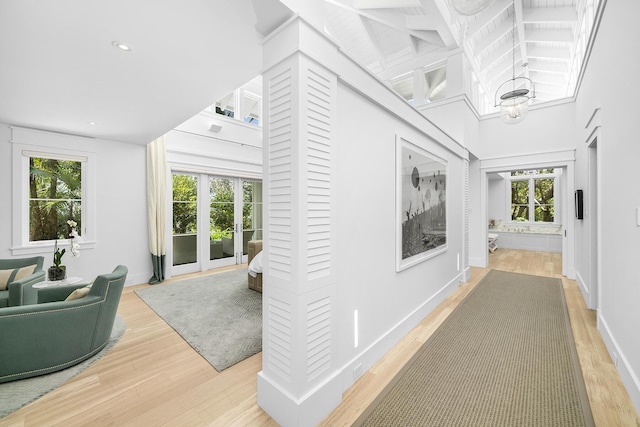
left=494, top=0, right=535, bottom=124
left=450, top=0, right=496, bottom=16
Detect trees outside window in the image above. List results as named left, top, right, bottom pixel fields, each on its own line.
left=29, top=157, right=82, bottom=241
left=172, top=174, right=198, bottom=235
left=510, top=169, right=555, bottom=223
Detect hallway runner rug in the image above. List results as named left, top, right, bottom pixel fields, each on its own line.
left=357, top=270, right=595, bottom=427
left=135, top=268, right=261, bottom=372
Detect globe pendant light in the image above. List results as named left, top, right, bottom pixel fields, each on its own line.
left=450, top=0, right=496, bottom=16
left=494, top=0, right=535, bottom=124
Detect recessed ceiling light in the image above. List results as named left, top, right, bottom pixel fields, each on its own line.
left=88, top=121, right=96, bottom=125
left=112, top=41, right=132, bottom=52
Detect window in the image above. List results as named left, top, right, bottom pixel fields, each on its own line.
left=390, top=64, right=447, bottom=106
left=28, top=156, right=82, bottom=241
left=211, top=77, right=262, bottom=127
left=172, top=173, right=198, bottom=266
left=11, top=127, right=96, bottom=255
left=509, top=169, right=556, bottom=223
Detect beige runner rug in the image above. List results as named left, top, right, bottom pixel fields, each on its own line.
left=357, top=270, right=595, bottom=427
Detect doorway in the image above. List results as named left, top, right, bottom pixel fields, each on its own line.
left=171, top=172, right=262, bottom=275
left=588, top=139, right=598, bottom=309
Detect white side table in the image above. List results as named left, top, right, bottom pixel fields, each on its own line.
left=34, top=276, right=83, bottom=289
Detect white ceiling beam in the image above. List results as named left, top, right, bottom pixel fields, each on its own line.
left=358, top=16, right=388, bottom=69
left=407, top=34, right=419, bottom=55
left=473, top=17, right=513, bottom=54
left=527, top=60, right=568, bottom=74
left=353, top=0, right=422, bottom=9
left=467, top=0, right=512, bottom=36
left=534, top=83, right=566, bottom=95
left=412, top=0, right=458, bottom=48
left=514, top=0, right=528, bottom=79
left=405, top=14, right=437, bottom=31
left=523, top=7, right=577, bottom=24
left=526, top=29, right=574, bottom=44
left=529, top=72, right=567, bottom=86
left=324, top=0, right=445, bottom=46
left=378, top=47, right=452, bottom=80
left=486, top=54, right=525, bottom=87
left=528, top=45, right=571, bottom=60
left=480, top=39, right=519, bottom=70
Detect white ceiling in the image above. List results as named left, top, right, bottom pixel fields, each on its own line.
left=0, top=0, right=290, bottom=144
left=323, top=0, right=592, bottom=108
left=0, top=0, right=591, bottom=145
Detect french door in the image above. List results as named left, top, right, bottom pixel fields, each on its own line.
left=171, top=172, right=262, bottom=275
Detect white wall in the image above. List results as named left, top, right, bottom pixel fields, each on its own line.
left=334, top=65, right=467, bottom=394
left=0, top=124, right=150, bottom=285
left=574, top=0, right=640, bottom=413
left=472, top=101, right=576, bottom=160
left=488, top=174, right=506, bottom=223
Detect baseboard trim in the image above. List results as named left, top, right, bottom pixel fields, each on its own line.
left=257, top=368, right=342, bottom=427
left=335, top=271, right=465, bottom=396
left=574, top=270, right=592, bottom=309
left=597, top=313, right=640, bottom=416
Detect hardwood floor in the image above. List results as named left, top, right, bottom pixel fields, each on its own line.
left=1, top=251, right=638, bottom=426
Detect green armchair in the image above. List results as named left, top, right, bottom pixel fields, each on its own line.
left=0, top=265, right=127, bottom=384
left=0, top=256, right=45, bottom=307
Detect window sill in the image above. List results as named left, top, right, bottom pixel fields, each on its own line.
left=11, top=240, right=97, bottom=257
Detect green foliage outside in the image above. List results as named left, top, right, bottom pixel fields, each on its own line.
left=172, top=174, right=198, bottom=234
left=173, top=175, right=262, bottom=239
left=511, top=170, right=555, bottom=223
left=29, top=157, right=82, bottom=241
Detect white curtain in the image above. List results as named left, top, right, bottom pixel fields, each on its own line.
left=147, top=136, right=168, bottom=284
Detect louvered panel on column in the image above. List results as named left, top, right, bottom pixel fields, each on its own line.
left=268, top=68, right=293, bottom=280
left=267, top=296, right=293, bottom=382
left=306, top=296, right=331, bottom=381
left=306, top=67, right=332, bottom=281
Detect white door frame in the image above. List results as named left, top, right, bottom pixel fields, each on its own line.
left=475, top=150, right=576, bottom=279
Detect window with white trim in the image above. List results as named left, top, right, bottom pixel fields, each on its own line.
left=11, top=127, right=96, bottom=255
left=28, top=155, right=82, bottom=241
left=509, top=169, right=557, bottom=223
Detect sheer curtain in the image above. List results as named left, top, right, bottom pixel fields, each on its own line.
left=147, top=136, right=168, bottom=284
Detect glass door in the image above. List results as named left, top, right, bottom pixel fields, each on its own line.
left=171, top=173, right=198, bottom=270
left=208, top=177, right=237, bottom=268
left=241, top=180, right=263, bottom=261
left=171, top=172, right=262, bottom=274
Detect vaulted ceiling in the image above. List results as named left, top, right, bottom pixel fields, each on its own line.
left=322, top=0, right=595, bottom=110
left=0, top=0, right=595, bottom=145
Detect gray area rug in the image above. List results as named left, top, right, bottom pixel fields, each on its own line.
left=135, top=268, right=262, bottom=372
left=358, top=270, right=595, bottom=427
left=0, top=315, right=125, bottom=419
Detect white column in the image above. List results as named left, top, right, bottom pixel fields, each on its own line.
left=258, top=17, right=341, bottom=427
left=413, top=69, right=425, bottom=106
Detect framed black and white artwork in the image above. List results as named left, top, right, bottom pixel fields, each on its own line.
left=396, top=135, right=448, bottom=271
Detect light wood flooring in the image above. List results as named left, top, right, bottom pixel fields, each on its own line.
left=1, top=250, right=638, bottom=426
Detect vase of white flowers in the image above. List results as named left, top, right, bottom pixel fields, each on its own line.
left=47, top=219, right=80, bottom=281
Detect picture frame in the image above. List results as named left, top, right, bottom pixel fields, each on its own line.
left=396, top=135, right=448, bottom=272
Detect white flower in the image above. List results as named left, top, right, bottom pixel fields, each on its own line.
left=67, top=220, right=80, bottom=257
left=71, top=241, right=80, bottom=257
